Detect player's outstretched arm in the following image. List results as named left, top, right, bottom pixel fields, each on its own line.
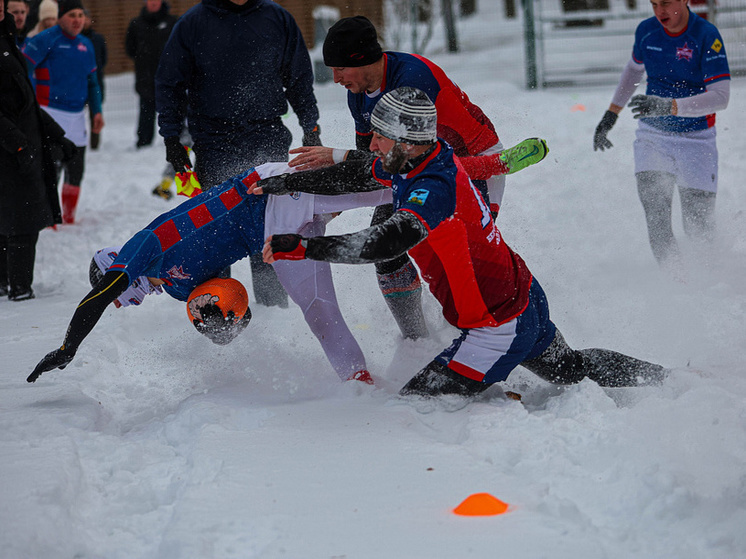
left=251, top=158, right=383, bottom=196
left=264, top=211, right=428, bottom=265
left=460, top=138, right=549, bottom=180
left=27, top=271, right=130, bottom=383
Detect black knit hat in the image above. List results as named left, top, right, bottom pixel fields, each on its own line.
left=58, top=0, right=85, bottom=18
left=323, top=16, right=383, bottom=68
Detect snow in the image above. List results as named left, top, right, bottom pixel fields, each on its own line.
left=3, top=9, right=746, bottom=559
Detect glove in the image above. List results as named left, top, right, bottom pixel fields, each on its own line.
left=165, top=136, right=192, bottom=172
left=628, top=95, right=673, bottom=119
left=60, top=137, right=78, bottom=162
left=27, top=346, right=76, bottom=383
left=268, top=234, right=307, bottom=261
left=498, top=138, right=549, bottom=175
left=175, top=170, right=202, bottom=197
left=255, top=173, right=292, bottom=195
left=302, top=125, right=322, bottom=147
left=593, top=110, right=618, bottom=152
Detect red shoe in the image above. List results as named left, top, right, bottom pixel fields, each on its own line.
left=347, top=369, right=374, bottom=385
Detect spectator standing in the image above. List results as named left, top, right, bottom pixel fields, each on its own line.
left=1, top=0, right=76, bottom=300
left=81, top=7, right=106, bottom=149
left=25, top=0, right=53, bottom=38
left=125, top=0, right=177, bottom=149
left=7, top=0, right=28, bottom=47
left=593, top=0, right=730, bottom=272
left=23, top=0, right=104, bottom=224
left=155, top=0, right=321, bottom=308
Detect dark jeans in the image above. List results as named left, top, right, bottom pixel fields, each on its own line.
left=137, top=94, right=157, bottom=148
left=0, top=232, right=39, bottom=297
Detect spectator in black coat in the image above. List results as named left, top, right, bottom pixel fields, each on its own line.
left=0, top=0, right=76, bottom=300
left=126, top=0, right=177, bottom=149
left=155, top=0, right=322, bottom=308
left=82, top=8, right=106, bottom=149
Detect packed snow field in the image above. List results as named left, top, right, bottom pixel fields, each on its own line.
left=3, top=13, right=746, bottom=559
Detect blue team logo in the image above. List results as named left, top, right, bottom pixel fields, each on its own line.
left=407, top=189, right=430, bottom=206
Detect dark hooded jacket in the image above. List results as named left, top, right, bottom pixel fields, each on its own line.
left=125, top=1, right=177, bottom=98
left=0, top=11, right=66, bottom=235
left=154, top=0, right=319, bottom=148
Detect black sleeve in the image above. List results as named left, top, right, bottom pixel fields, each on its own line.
left=260, top=156, right=381, bottom=196
left=305, top=211, right=428, bottom=264
left=61, top=271, right=130, bottom=353
left=356, top=133, right=372, bottom=152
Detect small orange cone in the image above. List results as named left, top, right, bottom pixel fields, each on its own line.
left=453, top=493, right=509, bottom=516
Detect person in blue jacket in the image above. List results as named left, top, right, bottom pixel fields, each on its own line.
left=155, top=0, right=322, bottom=309
left=22, top=0, right=104, bottom=224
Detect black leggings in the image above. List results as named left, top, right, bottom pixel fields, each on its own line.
left=60, top=145, right=86, bottom=186
left=521, top=329, right=666, bottom=387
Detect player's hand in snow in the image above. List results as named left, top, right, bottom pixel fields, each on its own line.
left=593, top=110, right=618, bottom=151
left=263, top=234, right=307, bottom=263
left=628, top=95, right=673, bottom=118
left=27, top=346, right=76, bottom=383
left=289, top=146, right=336, bottom=171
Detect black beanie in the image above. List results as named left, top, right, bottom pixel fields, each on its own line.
left=323, top=16, right=383, bottom=68
left=59, top=0, right=85, bottom=18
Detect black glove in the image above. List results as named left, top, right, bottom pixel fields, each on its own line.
left=27, top=347, right=76, bottom=383
left=256, top=173, right=292, bottom=195
left=165, top=136, right=191, bottom=172
left=60, top=137, right=78, bottom=162
left=628, top=95, right=673, bottom=119
left=593, top=110, right=618, bottom=152
left=302, top=125, right=322, bottom=147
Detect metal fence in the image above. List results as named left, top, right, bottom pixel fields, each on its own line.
left=524, top=0, right=746, bottom=87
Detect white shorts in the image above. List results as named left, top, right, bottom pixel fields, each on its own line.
left=634, top=121, right=718, bottom=193
left=41, top=106, right=88, bottom=147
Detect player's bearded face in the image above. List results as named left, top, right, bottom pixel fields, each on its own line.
left=373, top=141, right=410, bottom=174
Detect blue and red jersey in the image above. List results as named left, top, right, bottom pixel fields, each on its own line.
left=22, top=25, right=101, bottom=113
left=373, top=141, right=532, bottom=329
left=348, top=52, right=499, bottom=157
left=632, top=10, right=730, bottom=132
left=108, top=168, right=268, bottom=302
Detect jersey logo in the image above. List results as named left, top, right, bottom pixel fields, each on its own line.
left=407, top=189, right=430, bottom=206
left=77, top=43, right=88, bottom=53
left=711, top=39, right=723, bottom=53
left=676, top=43, right=693, bottom=62
left=166, top=265, right=191, bottom=280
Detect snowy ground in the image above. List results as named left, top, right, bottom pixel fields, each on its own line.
left=3, top=9, right=746, bottom=559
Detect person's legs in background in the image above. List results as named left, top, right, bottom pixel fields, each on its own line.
left=136, top=93, right=157, bottom=149
left=61, top=146, right=86, bottom=224
left=2, top=232, right=40, bottom=301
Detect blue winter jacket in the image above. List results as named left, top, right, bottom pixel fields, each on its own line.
left=155, top=0, right=319, bottom=147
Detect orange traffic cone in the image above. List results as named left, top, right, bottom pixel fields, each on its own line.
left=453, top=493, right=509, bottom=516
